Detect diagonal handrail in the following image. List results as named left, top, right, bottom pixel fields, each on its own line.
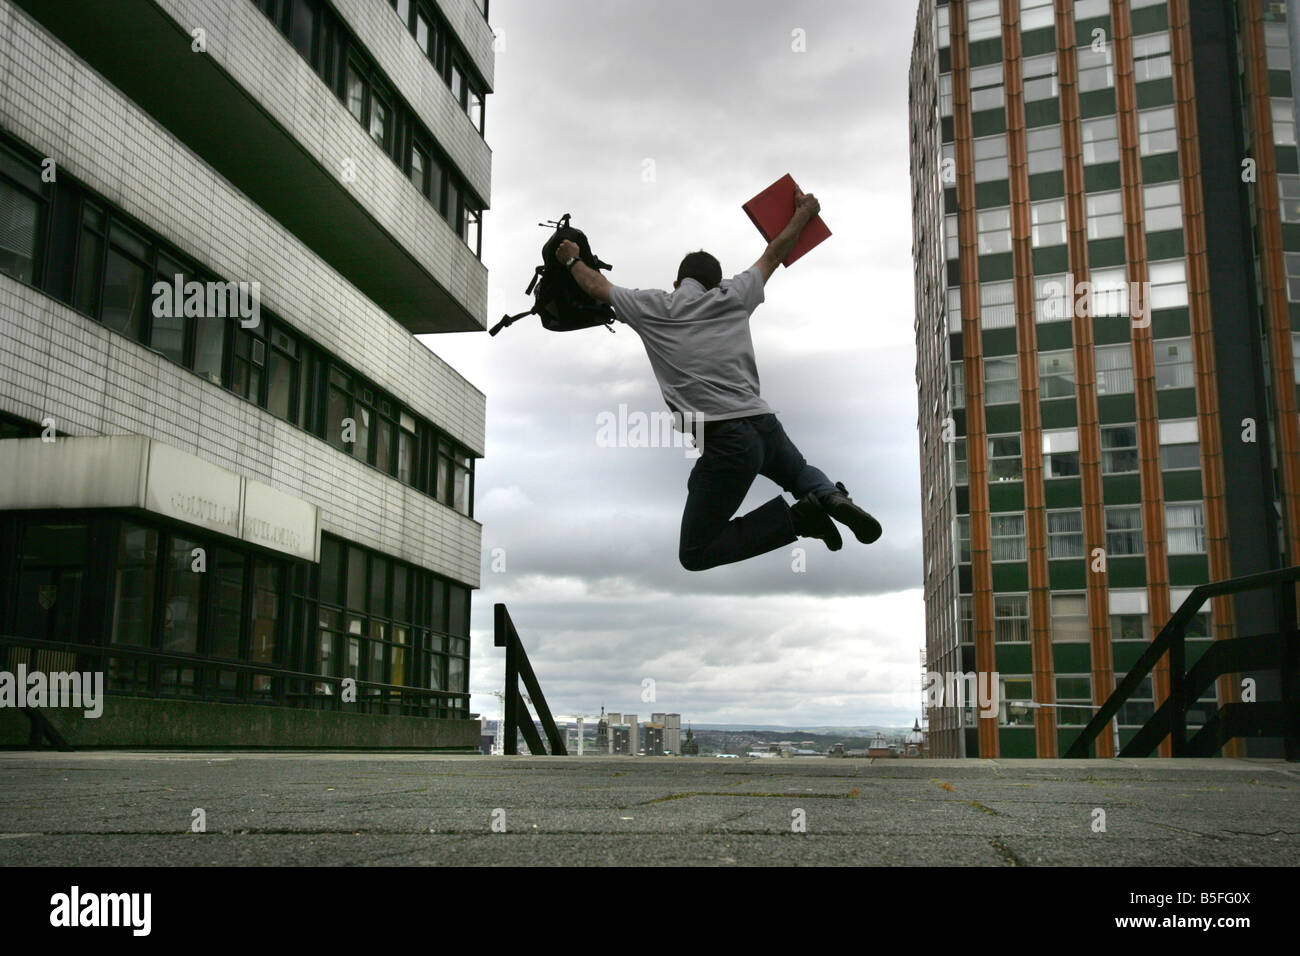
left=493, top=604, right=567, bottom=756
left=1065, top=565, right=1300, bottom=759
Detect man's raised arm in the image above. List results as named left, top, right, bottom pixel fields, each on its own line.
left=555, top=239, right=612, bottom=304
left=753, top=188, right=821, bottom=284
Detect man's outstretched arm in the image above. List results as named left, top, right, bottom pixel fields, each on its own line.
left=753, top=188, right=821, bottom=284
left=555, top=238, right=612, bottom=304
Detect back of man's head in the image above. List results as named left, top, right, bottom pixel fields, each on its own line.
left=676, top=250, right=722, bottom=290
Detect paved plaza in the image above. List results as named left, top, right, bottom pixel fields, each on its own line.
left=0, top=753, right=1296, bottom=866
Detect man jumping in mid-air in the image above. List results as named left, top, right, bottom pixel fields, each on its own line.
left=554, top=188, right=881, bottom=571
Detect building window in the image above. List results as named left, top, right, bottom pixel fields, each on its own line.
left=1022, top=51, right=1058, bottom=100
left=968, top=0, right=1003, bottom=42
left=1143, top=182, right=1182, bottom=233
left=1051, top=592, right=1089, bottom=641
left=111, top=521, right=157, bottom=647
left=101, top=222, right=152, bottom=342
left=1101, top=424, right=1139, bottom=474
left=1073, top=0, right=1110, bottom=21
left=1089, top=266, right=1130, bottom=317
left=1132, top=32, right=1172, bottom=83
left=1001, top=677, right=1036, bottom=726
left=1048, top=510, right=1085, bottom=559
left=1086, top=190, right=1124, bottom=240
left=1154, top=337, right=1195, bottom=389
left=1285, top=252, right=1300, bottom=301
left=1105, top=505, right=1143, bottom=556
left=959, top=594, right=973, bottom=643
left=1280, top=174, right=1300, bottom=223
left=1043, top=427, right=1081, bottom=477
left=1265, top=20, right=1292, bottom=71
left=974, top=135, right=1009, bottom=183
left=1081, top=115, right=1119, bottom=165
left=1039, top=349, right=1076, bottom=400
left=995, top=594, right=1030, bottom=642
left=985, top=355, right=1020, bottom=404
left=1026, top=125, right=1064, bottom=174
left=1035, top=273, right=1070, bottom=322
left=230, top=322, right=266, bottom=405
left=937, top=4, right=951, bottom=49
left=1171, top=587, right=1213, bottom=639
left=1116, top=675, right=1154, bottom=727
left=970, top=63, right=1005, bottom=112
left=1158, top=418, right=1200, bottom=471
left=954, top=437, right=969, bottom=484
left=1166, top=501, right=1206, bottom=554
left=1021, top=0, right=1054, bottom=31
left=989, top=433, right=1023, bottom=481
left=345, top=61, right=365, bottom=122
left=947, top=285, right=963, bottom=331
left=992, top=513, right=1026, bottom=561
left=1110, top=588, right=1149, bottom=641
left=1077, top=42, right=1115, bottom=92
left=1031, top=199, right=1067, bottom=248
left=977, top=207, right=1012, bottom=255
left=1149, top=258, right=1188, bottom=309
left=461, top=199, right=483, bottom=257
left=939, top=73, right=953, bottom=118
left=1273, top=98, right=1296, bottom=147
left=951, top=360, right=965, bottom=410
left=945, top=212, right=960, bottom=260
left=956, top=514, right=971, bottom=563
left=980, top=279, right=1016, bottom=330
left=1138, top=106, right=1178, bottom=156
left=1056, top=675, right=1094, bottom=726
left=0, top=143, right=47, bottom=284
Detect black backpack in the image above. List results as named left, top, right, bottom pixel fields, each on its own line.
left=489, top=214, right=617, bottom=336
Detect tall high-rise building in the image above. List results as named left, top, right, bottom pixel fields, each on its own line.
left=652, top=712, right=682, bottom=754
left=642, top=723, right=665, bottom=756
left=910, top=0, right=1299, bottom=758
left=0, top=0, right=492, bottom=747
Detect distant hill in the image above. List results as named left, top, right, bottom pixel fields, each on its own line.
left=692, top=724, right=913, bottom=734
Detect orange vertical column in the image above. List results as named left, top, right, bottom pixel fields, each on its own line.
left=1056, top=0, right=1115, bottom=756
left=1110, top=0, right=1173, bottom=756
left=952, top=1, right=1000, bottom=758
left=1002, top=0, right=1057, bottom=757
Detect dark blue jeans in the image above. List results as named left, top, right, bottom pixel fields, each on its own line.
left=678, top=413, right=837, bottom=571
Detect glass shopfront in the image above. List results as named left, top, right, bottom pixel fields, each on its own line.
left=0, top=511, right=470, bottom=718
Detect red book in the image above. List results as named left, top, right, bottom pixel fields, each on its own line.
left=742, top=174, right=831, bottom=267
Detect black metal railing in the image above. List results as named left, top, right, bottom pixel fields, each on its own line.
left=494, top=604, right=566, bottom=755
left=0, top=634, right=469, bottom=750
left=1066, top=566, right=1300, bottom=760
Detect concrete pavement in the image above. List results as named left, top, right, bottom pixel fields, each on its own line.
left=0, top=752, right=1296, bottom=866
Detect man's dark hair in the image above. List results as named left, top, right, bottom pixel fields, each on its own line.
left=676, top=250, right=722, bottom=290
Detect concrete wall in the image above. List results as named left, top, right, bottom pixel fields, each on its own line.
left=0, top=697, right=480, bottom=750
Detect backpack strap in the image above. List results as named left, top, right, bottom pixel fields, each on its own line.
left=489, top=305, right=537, bottom=336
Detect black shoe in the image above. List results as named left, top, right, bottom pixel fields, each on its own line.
left=817, top=481, right=882, bottom=544
left=790, top=493, right=842, bottom=551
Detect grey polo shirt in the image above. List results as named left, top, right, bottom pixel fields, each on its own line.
left=607, top=265, right=774, bottom=424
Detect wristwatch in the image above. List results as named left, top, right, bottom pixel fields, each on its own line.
left=562, top=255, right=580, bottom=270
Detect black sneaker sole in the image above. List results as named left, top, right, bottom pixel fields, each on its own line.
left=826, top=501, right=882, bottom=545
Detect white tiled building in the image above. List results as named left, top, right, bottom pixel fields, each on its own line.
left=0, top=0, right=493, bottom=748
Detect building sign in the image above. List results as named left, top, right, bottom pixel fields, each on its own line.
left=145, top=440, right=241, bottom=538
left=0, top=436, right=320, bottom=561
left=242, top=479, right=317, bottom=562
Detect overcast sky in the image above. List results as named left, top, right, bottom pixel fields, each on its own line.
left=422, top=0, right=927, bottom=730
